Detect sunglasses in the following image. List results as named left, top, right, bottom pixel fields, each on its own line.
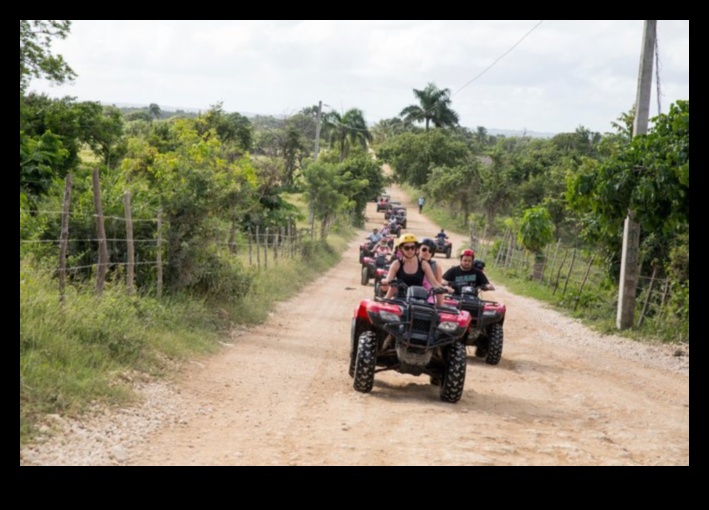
left=419, top=247, right=430, bottom=253
left=401, top=244, right=417, bottom=251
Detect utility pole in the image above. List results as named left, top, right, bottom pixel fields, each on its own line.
left=309, top=101, right=324, bottom=232
left=617, top=20, right=656, bottom=330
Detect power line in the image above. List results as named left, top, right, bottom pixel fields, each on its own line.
left=402, top=21, right=545, bottom=128
left=452, top=20, right=544, bottom=98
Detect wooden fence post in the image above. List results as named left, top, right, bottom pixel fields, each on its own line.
left=256, top=226, right=261, bottom=271
left=552, top=248, right=569, bottom=295
left=156, top=209, right=163, bottom=298
left=58, top=173, right=72, bottom=304
left=92, top=168, right=109, bottom=296
left=494, top=230, right=507, bottom=267
left=124, top=191, right=135, bottom=294
left=658, top=279, right=670, bottom=315
left=637, top=264, right=658, bottom=328
left=228, top=221, right=238, bottom=255
left=287, top=220, right=293, bottom=258
left=273, top=229, right=279, bottom=265
left=547, top=239, right=561, bottom=287
left=574, top=255, right=596, bottom=311
left=248, top=228, right=253, bottom=266
left=505, top=232, right=514, bottom=268
left=561, top=247, right=577, bottom=297
left=264, top=227, right=269, bottom=270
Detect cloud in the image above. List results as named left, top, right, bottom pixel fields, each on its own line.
left=29, top=20, right=689, bottom=134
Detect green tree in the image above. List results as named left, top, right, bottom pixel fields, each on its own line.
left=302, top=161, right=350, bottom=238
left=517, top=205, right=555, bottom=279
left=336, top=148, right=386, bottom=226
left=149, top=103, right=162, bottom=120
left=477, top=150, right=514, bottom=231
left=399, top=82, right=459, bottom=131
left=424, top=161, right=481, bottom=225
left=20, top=94, right=125, bottom=194
left=20, top=20, right=76, bottom=94
left=323, top=108, right=372, bottom=162
left=567, top=100, right=689, bottom=279
left=282, top=121, right=308, bottom=187
left=377, top=129, right=469, bottom=187
left=371, top=117, right=411, bottom=146
left=199, top=102, right=254, bottom=152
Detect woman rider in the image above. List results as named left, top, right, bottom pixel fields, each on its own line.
left=381, top=233, right=445, bottom=301
left=418, top=237, right=445, bottom=305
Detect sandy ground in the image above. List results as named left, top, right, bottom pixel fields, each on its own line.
left=20, top=182, right=689, bottom=466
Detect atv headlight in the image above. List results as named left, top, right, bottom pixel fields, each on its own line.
left=438, top=321, right=459, bottom=332
left=379, top=311, right=400, bottom=322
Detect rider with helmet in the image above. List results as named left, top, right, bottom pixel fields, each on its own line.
left=418, top=238, right=444, bottom=304
left=382, top=232, right=445, bottom=301
left=442, top=248, right=495, bottom=293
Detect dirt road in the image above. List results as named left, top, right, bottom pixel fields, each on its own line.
left=20, top=183, right=689, bottom=466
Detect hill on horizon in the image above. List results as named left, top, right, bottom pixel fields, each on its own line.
left=110, top=102, right=557, bottom=139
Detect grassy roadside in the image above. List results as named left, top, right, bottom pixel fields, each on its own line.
left=20, top=203, right=355, bottom=447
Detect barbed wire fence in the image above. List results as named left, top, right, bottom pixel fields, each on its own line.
left=20, top=170, right=316, bottom=303
left=469, top=225, right=679, bottom=331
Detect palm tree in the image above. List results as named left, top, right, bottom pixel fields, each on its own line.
left=475, top=126, right=488, bottom=146
left=323, top=108, right=372, bottom=161
left=149, top=103, right=162, bottom=121
left=399, top=82, right=459, bottom=130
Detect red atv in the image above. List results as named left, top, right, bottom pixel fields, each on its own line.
left=360, top=253, right=390, bottom=286
left=349, top=281, right=472, bottom=403
left=376, top=195, right=391, bottom=212
left=443, top=264, right=506, bottom=365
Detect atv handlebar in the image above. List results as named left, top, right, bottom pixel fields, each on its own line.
left=380, top=279, right=448, bottom=295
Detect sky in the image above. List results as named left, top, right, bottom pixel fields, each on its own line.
left=29, top=20, right=689, bottom=135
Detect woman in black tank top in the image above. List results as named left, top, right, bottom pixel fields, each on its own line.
left=382, top=233, right=443, bottom=300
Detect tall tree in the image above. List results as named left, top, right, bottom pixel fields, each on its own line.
left=399, top=82, right=459, bottom=131
left=323, top=108, right=372, bottom=162
left=20, top=20, right=76, bottom=94
left=149, top=103, right=162, bottom=120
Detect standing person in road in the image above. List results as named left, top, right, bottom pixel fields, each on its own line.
left=442, top=249, right=495, bottom=292
left=418, top=196, right=425, bottom=213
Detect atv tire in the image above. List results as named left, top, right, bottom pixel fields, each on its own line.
left=484, top=323, right=503, bottom=365
left=445, top=246, right=452, bottom=259
left=361, top=266, right=369, bottom=286
left=353, top=331, right=377, bottom=393
left=439, top=342, right=466, bottom=403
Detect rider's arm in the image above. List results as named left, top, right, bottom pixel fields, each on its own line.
left=382, top=260, right=400, bottom=299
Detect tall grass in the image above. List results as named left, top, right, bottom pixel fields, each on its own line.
left=20, top=224, right=355, bottom=446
